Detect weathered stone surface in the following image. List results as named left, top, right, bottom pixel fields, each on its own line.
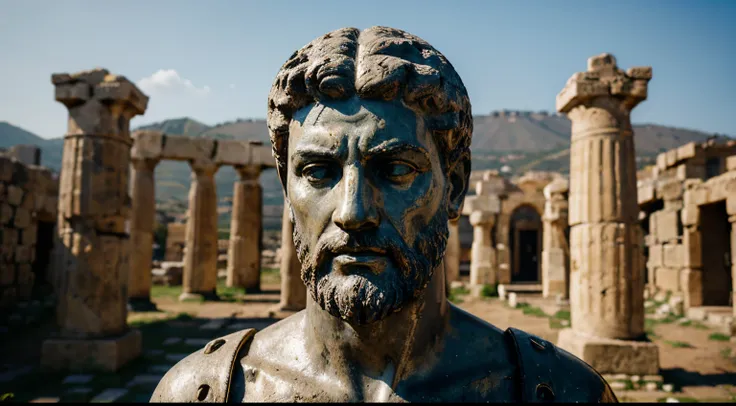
left=226, top=166, right=262, bottom=291
left=275, top=205, right=306, bottom=311
left=130, top=131, right=164, bottom=160
left=444, top=219, right=461, bottom=285
left=557, top=329, right=659, bottom=376
left=128, top=158, right=159, bottom=307
left=161, top=137, right=215, bottom=162
left=181, top=162, right=219, bottom=300
left=41, top=329, right=142, bottom=372
left=655, top=210, right=680, bottom=243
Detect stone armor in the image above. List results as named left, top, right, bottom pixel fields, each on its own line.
left=150, top=327, right=617, bottom=403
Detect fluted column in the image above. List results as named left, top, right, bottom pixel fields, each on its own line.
left=42, top=68, right=148, bottom=372
left=274, top=205, right=306, bottom=312
left=180, top=161, right=219, bottom=301
left=128, top=157, right=159, bottom=311
left=542, top=178, right=569, bottom=299
left=556, top=54, right=659, bottom=375
left=444, top=218, right=461, bottom=285
left=469, top=210, right=495, bottom=296
left=226, top=165, right=262, bottom=291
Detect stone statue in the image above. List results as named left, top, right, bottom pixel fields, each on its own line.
left=151, top=26, right=617, bottom=403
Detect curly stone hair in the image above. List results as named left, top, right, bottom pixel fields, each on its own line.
left=267, top=26, right=473, bottom=188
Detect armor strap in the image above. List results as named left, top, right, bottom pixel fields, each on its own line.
left=505, top=327, right=557, bottom=402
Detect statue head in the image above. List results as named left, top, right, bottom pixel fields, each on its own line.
left=267, top=26, right=472, bottom=326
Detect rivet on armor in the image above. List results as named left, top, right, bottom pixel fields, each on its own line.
left=530, top=337, right=546, bottom=351
left=204, top=338, right=226, bottom=354
left=197, top=384, right=210, bottom=401
left=535, top=383, right=555, bottom=401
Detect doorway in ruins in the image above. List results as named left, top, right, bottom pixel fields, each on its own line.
left=509, top=205, right=542, bottom=283
left=31, top=221, right=56, bottom=296
left=699, top=200, right=733, bottom=307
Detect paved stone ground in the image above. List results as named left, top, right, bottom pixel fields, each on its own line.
left=1, top=275, right=735, bottom=403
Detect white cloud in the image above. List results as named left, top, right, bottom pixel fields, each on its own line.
left=137, top=69, right=211, bottom=96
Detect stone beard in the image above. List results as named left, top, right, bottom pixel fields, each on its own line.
left=292, top=201, right=449, bottom=326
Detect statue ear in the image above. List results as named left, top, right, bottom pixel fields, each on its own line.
left=447, top=154, right=470, bottom=221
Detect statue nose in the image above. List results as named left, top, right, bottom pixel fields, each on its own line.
left=333, top=166, right=379, bottom=231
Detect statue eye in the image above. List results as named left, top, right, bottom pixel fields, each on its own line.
left=302, top=164, right=332, bottom=184
left=383, top=162, right=417, bottom=180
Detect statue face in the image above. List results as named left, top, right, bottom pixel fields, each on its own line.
left=287, top=96, right=450, bottom=325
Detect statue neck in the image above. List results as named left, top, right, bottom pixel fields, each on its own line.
left=304, top=263, right=449, bottom=388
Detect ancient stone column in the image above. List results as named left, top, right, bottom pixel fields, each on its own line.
left=127, top=157, right=159, bottom=311
left=469, top=210, right=495, bottom=297
left=556, top=54, right=659, bottom=375
left=42, top=69, right=148, bottom=372
left=444, top=218, right=461, bottom=285
left=180, top=161, right=219, bottom=301
left=730, top=215, right=736, bottom=337
left=226, top=165, right=262, bottom=291
left=541, top=178, right=570, bottom=299
left=273, top=205, right=306, bottom=313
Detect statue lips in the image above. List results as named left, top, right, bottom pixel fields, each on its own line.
left=330, top=246, right=389, bottom=275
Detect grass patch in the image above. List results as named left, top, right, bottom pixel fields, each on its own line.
left=708, top=333, right=730, bottom=342
left=480, top=284, right=498, bottom=298
left=516, top=303, right=547, bottom=318
left=448, top=286, right=470, bottom=304
left=553, top=310, right=570, bottom=321
left=665, top=340, right=694, bottom=348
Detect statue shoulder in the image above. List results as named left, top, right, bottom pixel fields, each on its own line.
left=505, top=327, right=618, bottom=403
left=150, top=328, right=257, bottom=403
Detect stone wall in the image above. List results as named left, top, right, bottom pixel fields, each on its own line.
left=638, top=140, right=736, bottom=313
left=0, top=154, right=58, bottom=314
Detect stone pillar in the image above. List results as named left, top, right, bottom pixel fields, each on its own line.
left=226, top=165, right=262, bottom=291
left=555, top=54, right=659, bottom=375
left=272, top=205, right=306, bottom=313
left=42, top=69, right=148, bottom=372
left=444, top=218, right=461, bottom=285
left=180, top=161, right=219, bottom=301
left=469, top=210, right=495, bottom=297
left=127, top=157, right=159, bottom=311
left=541, top=178, right=570, bottom=299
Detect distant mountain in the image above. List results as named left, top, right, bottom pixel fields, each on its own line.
left=136, top=117, right=211, bottom=137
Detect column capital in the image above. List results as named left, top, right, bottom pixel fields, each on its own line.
left=189, top=160, right=218, bottom=177
left=556, top=53, right=652, bottom=114
left=469, top=210, right=494, bottom=227
left=52, top=68, right=148, bottom=116
left=235, top=164, right=261, bottom=181
left=131, top=157, right=159, bottom=172
left=729, top=215, right=736, bottom=224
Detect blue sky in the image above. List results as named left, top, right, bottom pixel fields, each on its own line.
left=1, top=0, right=734, bottom=139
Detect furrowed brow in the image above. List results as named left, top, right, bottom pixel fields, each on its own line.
left=291, top=146, right=341, bottom=165
left=365, top=141, right=430, bottom=160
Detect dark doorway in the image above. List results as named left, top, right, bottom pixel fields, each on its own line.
left=31, top=221, right=55, bottom=296
left=458, top=215, right=473, bottom=278
left=699, top=201, right=732, bottom=306
left=509, top=205, right=542, bottom=283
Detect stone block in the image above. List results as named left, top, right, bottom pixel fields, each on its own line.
left=727, top=156, right=736, bottom=172
left=681, top=205, right=699, bottom=227
left=214, top=140, right=250, bottom=166
left=0, top=204, right=12, bottom=225
left=15, top=245, right=32, bottom=263
left=681, top=269, right=702, bottom=308
left=41, top=329, right=142, bottom=372
left=130, top=131, right=164, bottom=160
left=662, top=244, right=684, bottom=268
left=17, top=264, right=34, bottom=299
left=658, top=180, right=683, bottom=201
left=160, top=136, right=214, bottom=162
left=6, top=185, right=24, bottom=206
left=0, top=158, right=13, bottom=182
left=681, top=227, right=701, bottom=268
left=655, top=210, right=680, bottom=243
left=665, top=150, right=678, bottom=168
left=556, top=328, right=659, bottom=375
left=677, top=142, right=697, bottom=161
left=2, top=228, right=17, bottom=247
left=655, top=267, right=680, bottom=293
left=638, top=185, right=655, bottom=205
left=647, top=244, right=663, bottom=267
left=13, top=208, right=31, bottom=228
left=556, top=79, right=610, bottom=113
left=250, top=144, right=276, bottom=168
